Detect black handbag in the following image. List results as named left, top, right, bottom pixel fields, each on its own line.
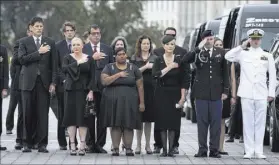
left=84, top=101, right=96, bottom=118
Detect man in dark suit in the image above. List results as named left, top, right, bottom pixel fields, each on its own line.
left=18, top=17, right=57, bottom=153
left=83, top=24, right=114, bottom=153
left=152, top=27, right=188, bottom=155
left=55, top=21, right=78, bottom=150
left=0, top=45, right=9, bottom=151
left=5, top=24, right=33, bottom=150
left=183, top=30, right=229, bottom=158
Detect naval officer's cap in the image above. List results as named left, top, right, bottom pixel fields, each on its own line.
left=247, top=29, right=264, bottom=38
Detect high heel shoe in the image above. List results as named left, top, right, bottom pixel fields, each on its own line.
left=145, top=147, right=153, bottom=155
left=112, top=148, right=119, bottom=156
left=126, top=148, right=134, bottom=156
left=135, top=146, right=141, bottom=154
left=78, top=141, right=86, bottom=156
left=70, top=142, right=77, bottom=156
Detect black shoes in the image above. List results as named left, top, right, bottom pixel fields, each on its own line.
left=153, top=146, right=161, bottom=154
left=95, top=146, right=107, bottom=154
left=0, top=146, right=7, bottom=151
left=38, top=146, right=49, bottom=153
left=15, top=143, right=23, bottom=150
left=209, top=151, right=221, bottom=158
left=194, top=151, right=207, bottom=157
left=60, top=146, right=67, bottom=150
left=22, top=146, right=32, bottom=153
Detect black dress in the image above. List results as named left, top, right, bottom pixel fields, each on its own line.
left=62, top=54, right=95, bottom=127
left=152, top=55, right=190, bottom=130
left=100, top=63, right=142, bottom=130
left=130, top=54, right=156, bottom=122
left=222, top=61, right=232, bottom=119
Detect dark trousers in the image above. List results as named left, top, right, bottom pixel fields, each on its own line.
left=195, top=99, right=222, bottom=153
left=5, top=89, right=23, bottom=144
left=87, top=91, right=106, bottom=148
left=228, top=97, right=243, bottom=137
left=50, top=91, right=68, bottom=147
left=5, top=88, right=20, bottom=131
left=22, top=77, right=50, bottom=147
left=0, top=97, right=3, bottom=136
left=154, top=129, right=180, bottom=148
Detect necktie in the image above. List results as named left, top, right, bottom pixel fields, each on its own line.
left=204, top=49, right=210, bottom=57
left=69, top=44, right=72, bottom=53
left=36, top=38, right=40, bottom=49
left=93, top=45, right=99, bottom=67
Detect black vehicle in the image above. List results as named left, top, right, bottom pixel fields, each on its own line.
left=182, top=31, right=191, bottom=51
left=223, top=4, right=279, bottom=51
left=264, top=37, right=279, bottom=152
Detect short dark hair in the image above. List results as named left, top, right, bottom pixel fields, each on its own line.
left=164, top=27, right=176, bottom=36
left=82, top=31, right=89, bottom=40
left=30, top=17, right=43, bottom=26
left=62, top=21, right=76, bottom=32
left=88, top=24, right=101, bottom=34
left=115, top=47, right=126, bottom=55
left=27, top=22, right=31, bottom=31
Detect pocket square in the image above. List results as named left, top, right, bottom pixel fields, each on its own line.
left=215, top=54, right=221, bottom=58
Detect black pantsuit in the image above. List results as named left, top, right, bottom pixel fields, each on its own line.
left=22, top=77, right=50, bottom=147
left=82, top=42, right=114, bottom=151
left=0, top=45, right=10, bottom=148
left=18, top=36, right=57, bottom=149
left=5, top=89, right=20, bottom=131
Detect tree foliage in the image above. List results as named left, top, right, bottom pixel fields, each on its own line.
left=0, top=0, right=162, bottom=55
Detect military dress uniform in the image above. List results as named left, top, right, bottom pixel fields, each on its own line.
left=183, top=30, right=229, bottom=158
left=225, top=29, right=276, bottom=159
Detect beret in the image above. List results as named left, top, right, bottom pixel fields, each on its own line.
left=201, top=30, right=214, bottom=39
left=162, top=35, right=175, bottom=44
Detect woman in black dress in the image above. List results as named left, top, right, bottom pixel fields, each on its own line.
left=152, top=35, right=190, bottom=157
left=62, top=37, right=95, bottom=156
left=100, top=47, right=144, bottom=156
left=214, top=38, right=234, bottom=155
left=130, top=35, right=156, bottom=154
left=110, top=36, right=128, bottom=151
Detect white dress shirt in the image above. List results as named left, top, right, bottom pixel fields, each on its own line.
left=225, top=46, right=276, bottom=99
left=90, top=42, right=100, bottom=52
left=33, top=35, right=42, bottom=45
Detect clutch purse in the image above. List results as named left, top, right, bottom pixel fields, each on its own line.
left=84, top=101, right=96, bottom=118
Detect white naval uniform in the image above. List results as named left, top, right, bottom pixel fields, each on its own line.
left=225, top=46, right=276, bottom=155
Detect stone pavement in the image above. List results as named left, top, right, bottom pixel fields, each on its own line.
left=1, top=96, right=279, bottom=164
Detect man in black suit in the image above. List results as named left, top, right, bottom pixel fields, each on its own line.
left=18, top=17, right=57, bottom=153
left=152, top=27, right=188, bottom=155
left=0, top=45, right=9, bottom=151
left=5, top=24, right=33, bottom=150
left=55, top=21, right=78, bottom=150
left=83, top=24, right=114, bottom=153
left=183, top=30, right=229, bottom=158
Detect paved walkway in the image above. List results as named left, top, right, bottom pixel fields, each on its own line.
left=1, top=96, right=279, bottom=164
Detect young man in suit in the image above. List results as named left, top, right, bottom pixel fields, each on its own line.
left=0, top=45, right=9, bottom=151
left=18, top=17, right=57, bottom=153
left=55, top=21, right=78, bottom=150
left=83, top=24, right=114, bottom=153
left=183, top=30, right=229, bottom=158
left=5, top=24, right=33, bottom=150
left=152, top=27, right=190, bottom=155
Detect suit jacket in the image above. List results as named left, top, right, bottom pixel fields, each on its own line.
left=152, top=45, right=187, bottom=57
left=183, top=46, right=229, bottom=100
left=82, top=42, right=113, bottom=91
left=10, top=39, right=23, bottom=90
left=18, top=36, right=57, bottom=91
left=0, top=45, right=9, bottom=90
left=55, top=39, right=71, bottom=92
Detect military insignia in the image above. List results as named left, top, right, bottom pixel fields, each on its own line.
left=254, top=30, right=259, bottom=35
left=215, top=54, right=221, bottom=58
left=0, top=56, right=3, bottom=62
left=260, top=55, right=268, bottom=61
